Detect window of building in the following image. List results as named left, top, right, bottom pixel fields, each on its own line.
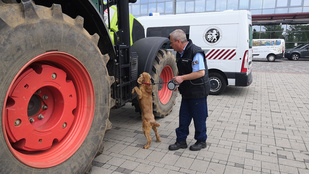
left=250, top=9, right=262, bottom=15
left=165, top=1, right=173, bottom=14
left=304, top=7, right=309, bottom=11
left=239, top=0, right=249, bottom=9
left=276, top=0, right=288, bottom=7
left=216, top=0, right=227, bottom=11
left=149, top=3, right=156, bottom=14
left=250, top=0, right=262, bottom=10
left=275, top=8, right=289, bottom=13
left=132, top=4, right=140, bottom=16
left=263, top=0, right=275, bottom=8
left=140, top=0, right=148, bottom=3
left=289, top=7, right=303, bottom=13
left=290, top=0, right=302, bottom=6
left=141, top=4, right=148, bottom=15
left=157, top=2, right=165, bottom=13
left=263, top=9, right=275, bottom=14
left=186, top=1, right=194, bottom=12
left=304, top=0, right=309, bottom=6
left=227, top=0, right=238, bottom=10
left=195, top=0, right=206, bottom=12
left=206, top=0, right=216, bottom=11
left=176, top=1, right=185, bottom=13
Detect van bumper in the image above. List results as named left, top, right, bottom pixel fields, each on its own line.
left=276, top=53, right=284, bottom=59
left=226, top=72, right=253, bottom=86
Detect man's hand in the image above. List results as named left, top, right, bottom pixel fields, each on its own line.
left=173, top=76, right=183, bottom=84
left=173, top=70, right=205, bottom=84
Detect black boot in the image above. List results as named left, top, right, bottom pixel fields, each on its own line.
left=189, top=141, right=206, bottom=151
left=168, top=141, right=187, bottom=151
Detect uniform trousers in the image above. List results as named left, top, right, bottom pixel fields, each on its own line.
left=176, top=97, right=208, bottom=143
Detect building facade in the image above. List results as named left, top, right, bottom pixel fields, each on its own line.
left=129, top=0, right=309, bottom=17
left=128, top=0, right=309, bottom=48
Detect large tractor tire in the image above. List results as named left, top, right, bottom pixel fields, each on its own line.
left=151, top=50, right=178, bottom=118
left=0, top=1, right=113, bottom=173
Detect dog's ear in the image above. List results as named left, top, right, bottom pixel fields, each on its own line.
left=137, top=73, right=143, bottom=84
left=143, top=72, right=151, bottom=82
left=144, top=73, right=152, bottom=93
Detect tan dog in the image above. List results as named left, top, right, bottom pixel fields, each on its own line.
left=132, top=72, right=161, bottom=149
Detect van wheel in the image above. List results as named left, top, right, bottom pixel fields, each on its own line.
left=267, top=55, right=276, bottom=62
left=291, top=53, right=300, bottom=61
left=209, top=72, right=227, bottom=95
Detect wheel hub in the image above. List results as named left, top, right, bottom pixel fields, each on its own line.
left=27, top=94, right=42, bottom=117
left=210, top=78, right=221, bottom=92
left=6, top=64, right=76, bottom=151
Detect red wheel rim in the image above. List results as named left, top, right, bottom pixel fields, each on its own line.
left=158, top=65, right=173, bottom=105
left=2, top=52, right=95, bottom=168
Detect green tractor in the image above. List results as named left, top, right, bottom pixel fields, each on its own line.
left=0, top=0, right=177, bottom=173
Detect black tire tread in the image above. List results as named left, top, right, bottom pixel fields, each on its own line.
left=0, top=1, right=112, bottom=173
left=151, top=49, right=178, bottom=118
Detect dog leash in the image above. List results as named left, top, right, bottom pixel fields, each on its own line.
left=142, top=82, right=168, bottom=85
left=143, top=80, right=179, bottom=90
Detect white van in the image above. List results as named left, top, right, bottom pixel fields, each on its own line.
left=252, top=39, right=285, bottom=62
left=137, top=10, right=253, bottom=95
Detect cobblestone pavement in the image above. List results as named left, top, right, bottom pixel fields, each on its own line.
left=91, top=58, right=309, bottom=174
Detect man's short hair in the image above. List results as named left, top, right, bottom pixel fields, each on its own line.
left=170, top=29, right=187, bottom=43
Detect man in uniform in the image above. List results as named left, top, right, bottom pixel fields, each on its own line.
left=168, top=29, right=210, bottom=151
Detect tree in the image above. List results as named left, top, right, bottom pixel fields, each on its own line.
left=285, top=24, right=309, bottom=48
left=264, top=25, right=284, bottom=38
left=285, top=25, right=309, bottom=42
left=253, top=25, right=284, bottom=39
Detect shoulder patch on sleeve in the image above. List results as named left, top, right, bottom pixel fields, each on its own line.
left=192, top=60, right=199, bottom=65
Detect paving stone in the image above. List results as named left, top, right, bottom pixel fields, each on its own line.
left=190, top=159, right=209, bottom=173
left=92, top=60, right=309, bottom=173
left=174, top=156, right=194, bottom=169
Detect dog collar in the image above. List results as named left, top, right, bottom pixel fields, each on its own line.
left=143, top=83, right=151, bottom=85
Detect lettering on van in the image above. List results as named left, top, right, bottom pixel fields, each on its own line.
left=204, top=28, right=221, bottom=44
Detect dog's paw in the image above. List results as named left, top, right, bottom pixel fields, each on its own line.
left=143, top=145, right=149, bottom=149
left=132, top=88, right=136, bottom=94
left=156, top=138, right=162, bottom=142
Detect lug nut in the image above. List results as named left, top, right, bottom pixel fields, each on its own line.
left=38, top=114, right=44, bottom=120
left=51, top=73, right=57, bottom=79
left=42, top=105, right=48, bottom=110
left=63, top=122, right=67, bottom=128
left=15, top=119, right=21, bottom=126
left=43, top=95, right=48, bottom=100
left=29, top=118, right=35, bottom=123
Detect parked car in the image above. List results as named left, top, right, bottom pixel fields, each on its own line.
left=285, top=44, right=309, bottom=60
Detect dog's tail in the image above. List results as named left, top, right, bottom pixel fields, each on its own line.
left=151, top=121, right=160, bottom=127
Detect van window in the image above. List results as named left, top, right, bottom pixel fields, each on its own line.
left=253, top=40, right=282, bottom=46
left=146, top=26, right=190, bottom=39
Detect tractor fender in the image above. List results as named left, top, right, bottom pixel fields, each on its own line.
left=131, top=37, right=169, bottom=75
